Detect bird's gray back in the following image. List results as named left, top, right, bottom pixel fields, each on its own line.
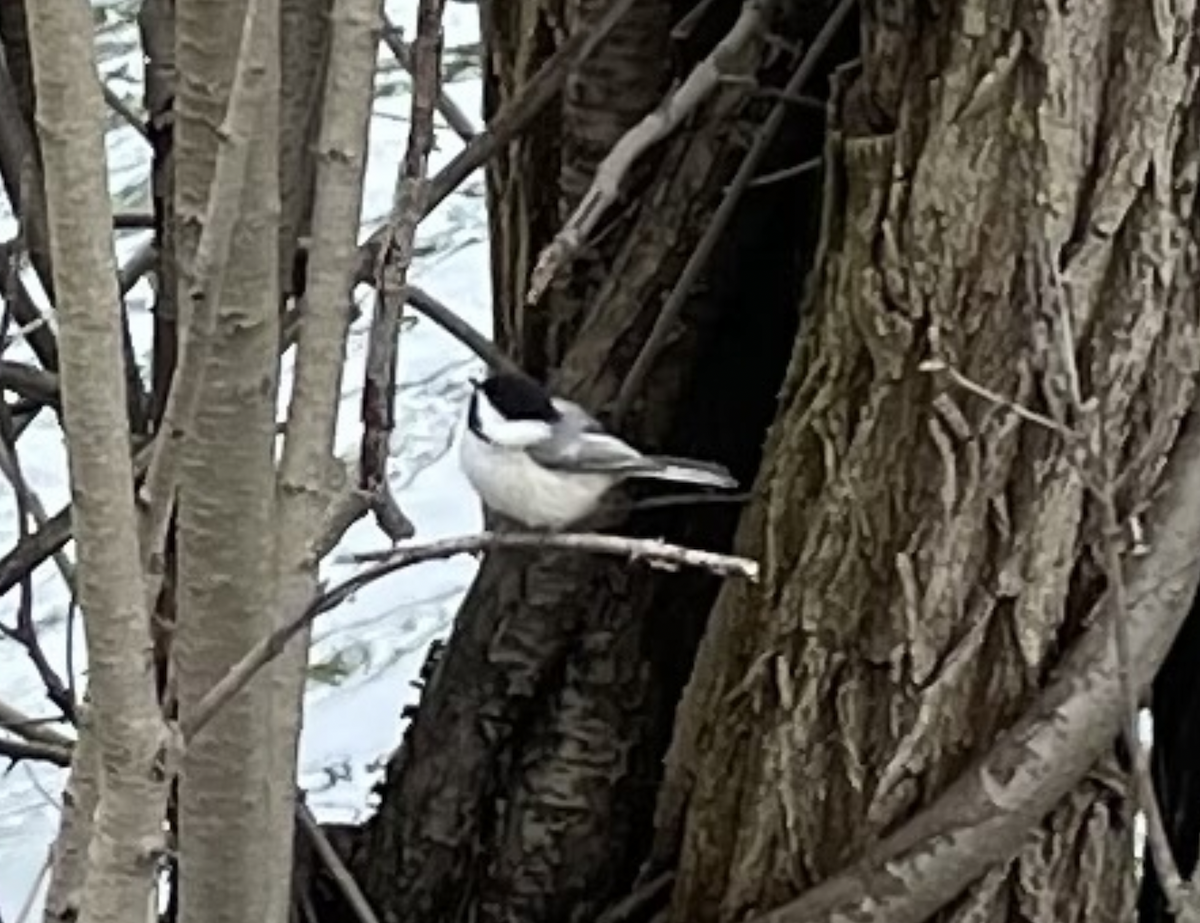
left=528, top=401, right=659, bottom=474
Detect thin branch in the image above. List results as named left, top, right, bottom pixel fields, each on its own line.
left=101, top=83, right=150, bottom=141
left=0, top=735, right=71, bottom=767
left=0, top=504, right=72, bottom=597
left=12, top=847, right=51, bottom=923
left=405, top=284, right=519, bottom=374
left=0, top=70, right=61, bottom=371
left=0, top=418, right=75, bottom=590
left=746, top=155, right=822, bottom=188
left=595, top=873, right=675, bottom=923
left=0, top=698, right=72, bottom=749
left=613, top=0, right=855, bottom=419
left=353, top=0, right=640, bottom=276
left=380, top=15, right=477, bottom=142
left=527, top=0, right=774, bottom=304
left=295, top=802, right=382, bottom=923
left=920, top=359, right=1075, bottom=437
left=183, top=531, right=759, bottom=741
left=358, top=0, right=445, bottom=505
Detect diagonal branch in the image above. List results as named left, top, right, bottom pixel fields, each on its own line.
left=353, top=0, right=641, bottom=277
left=613, top=0, right=855, bottom=419
left=526, top=0, right=780, bottom=305
left=184, top=531, right=760, bottom=742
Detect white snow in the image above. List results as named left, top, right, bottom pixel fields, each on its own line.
left=0, top=0, right=487, bottom=915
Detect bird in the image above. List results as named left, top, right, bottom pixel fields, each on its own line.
left=458, top=372, right=739, bottom=530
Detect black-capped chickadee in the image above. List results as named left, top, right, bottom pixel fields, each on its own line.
left=459, top=373, right=739, bottom=530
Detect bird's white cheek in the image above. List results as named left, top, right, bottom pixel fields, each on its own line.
left=475, top=392, right=554, bottom=447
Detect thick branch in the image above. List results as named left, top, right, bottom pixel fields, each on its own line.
left=26, top=4, right=166, bottom=923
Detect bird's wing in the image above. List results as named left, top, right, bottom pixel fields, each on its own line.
left=529, top=432, right=658, bottom=473
left=527, top=411, right=659, bottom=473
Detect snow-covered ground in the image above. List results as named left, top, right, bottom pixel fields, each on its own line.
left=0, top=1, right=487, bottom=915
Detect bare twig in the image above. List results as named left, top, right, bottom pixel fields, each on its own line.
left=101, top=83, right=150, bottom=141
left=0, top=64, right=62, bottom=370
left=747, top=155, right=822, bottom=188
left=405, top=284, right=519, bottom=374
left=184, top=531, right=758, bottom=741
left=613, top=0, right=855, bottom=419
left=12, top=848, right=52, bottom=923
left=296, top=802, right=382, bottom=923
left=0, top=505, right=72, bottom=597
left=594, top=873, right=675, bottom=923
left=380, top=15, right=477, bottom=142
left=0, top=736, right=71, bottom=767
left=0, top=422, right=75, bottom=590
left=0, top=699, right=72, bottom=749
left=919, top=359, right=1075, bottom=437
left=353, top=0, right=640, bottom=276
left=527, top=0, right=776, bottom=304
left=359, top=0, right=445, bottom=504
left=0, top=300, right=77, bottom=718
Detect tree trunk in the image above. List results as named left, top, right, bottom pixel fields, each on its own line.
left=348, top=2, right=839, bottom=922
left=172, top=1, right=286, bottom=922
left=660, top=2, right=1200, bottom=921
left=340, top=2, right=1200, bottom=923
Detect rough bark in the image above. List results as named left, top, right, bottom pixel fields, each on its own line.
left=660, top=2, right=1200, bottom=921
left=351, top=2, right=829, bottom=922
left=172, top=3, right=284, bottom=923
left=26, top=3, right=167, bottom=923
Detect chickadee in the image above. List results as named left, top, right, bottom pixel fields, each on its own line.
left=459, top=372, right=739, bottom=530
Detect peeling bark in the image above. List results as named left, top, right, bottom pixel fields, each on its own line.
left=662, top=2, right=1200, bottom=921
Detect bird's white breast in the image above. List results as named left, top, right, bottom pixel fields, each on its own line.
left=459, top=428, right=613, bottom=530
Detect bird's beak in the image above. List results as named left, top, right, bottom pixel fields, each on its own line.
left=468, top=377, right=482, bottom=389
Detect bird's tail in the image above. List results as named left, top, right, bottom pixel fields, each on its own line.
left=637, top=455, right=739, bottom=490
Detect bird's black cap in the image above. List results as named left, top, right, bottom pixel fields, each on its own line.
left=472, top=373, right=561, bottom=423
